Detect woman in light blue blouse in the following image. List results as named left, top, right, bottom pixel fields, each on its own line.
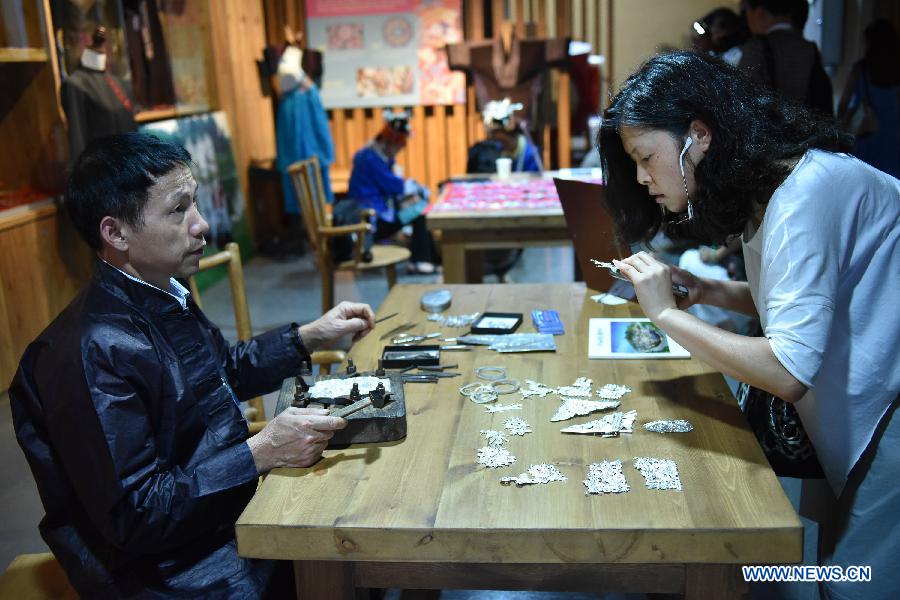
left=598, top=51, right=899, bottom=600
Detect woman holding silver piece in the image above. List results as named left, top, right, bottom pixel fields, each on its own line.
left=598, top=51, right=898, bottom=599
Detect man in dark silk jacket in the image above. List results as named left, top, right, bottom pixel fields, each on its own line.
left=9, top=133, right=375, bottom=598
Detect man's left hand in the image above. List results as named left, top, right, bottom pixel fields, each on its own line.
left=298, top=301, right=376, bottom=351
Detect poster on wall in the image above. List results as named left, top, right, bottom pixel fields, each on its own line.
left=139, top=112, right=248, bottom=253
left=306, top=0, right=465, bottom=108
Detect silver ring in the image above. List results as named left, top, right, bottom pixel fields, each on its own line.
left=471, top=388, right=499, bottom=404
left=490, top=379, right=520, bottom=395
left=460, top=382, right=485, bottom=397
left=475, top=366, right=506, bottom=381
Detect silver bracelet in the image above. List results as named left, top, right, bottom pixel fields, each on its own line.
left=490, top=379, right=520, bottom=395
left=475, top=365, right=506, bottom=381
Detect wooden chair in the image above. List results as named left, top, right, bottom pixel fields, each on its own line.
left=187, top=243, right=345, bottom=434
left=287, top=155, right=410, bottom=311
left=0, top=553, right=77, bottom=599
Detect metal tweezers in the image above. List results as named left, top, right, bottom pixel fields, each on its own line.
left=379, top=322, right=416, bottom=340
left=402, top=374, right=439, bottom=383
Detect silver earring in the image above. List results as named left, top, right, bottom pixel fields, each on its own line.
left=674, top=136, right=694, bottom=225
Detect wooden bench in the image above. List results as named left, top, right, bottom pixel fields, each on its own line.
left=0, top=553, right=77, bottom=599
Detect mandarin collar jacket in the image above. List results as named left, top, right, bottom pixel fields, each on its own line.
left=10, top=260, right=306, bottom=597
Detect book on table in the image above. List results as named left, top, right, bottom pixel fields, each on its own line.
left=588, top=318, right=690, bottom=359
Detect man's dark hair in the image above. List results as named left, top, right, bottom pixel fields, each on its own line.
left=598, top=51, right=851, bottom=246
left=745, top=0, right=793, bottom=17
left=65, top=132, right=192, bottom=250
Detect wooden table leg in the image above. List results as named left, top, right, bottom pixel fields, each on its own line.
left=441, top=241, right=466, bottom=283
left=294, top=560, right=357, bottom=600
left=684, top=564, right=748, bottom=599
left=464, top=250, right=483, bottom=283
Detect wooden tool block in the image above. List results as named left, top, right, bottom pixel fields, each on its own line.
left=274, top=373, right=407, bottom=446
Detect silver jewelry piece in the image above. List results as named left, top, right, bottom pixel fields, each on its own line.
left=308, top=377, right=392, bottom=398
left=490, top=379, right=520, bottom=395
left=520, top=379, right=553, bottom=399
left=477, top=445, right=516, bottom=468
left=560, top=410, right=637, bottom=436
left=644, top=419, right=693, bottom=433
left=596, top=384, right=632, bottom=401
left=503, top=417, right=532, bottom=436
left=633, top=457, right=683, bottom=490
left=428, top=312, right=481, bottom=327
left=551, top=399, right=620, bottom=422
left=472, top=388, right=499, bottom=404
left=584, top=460, right=630, bottom=495
left=475, top=365, right=506, bottom=381
left=484, top=403, right=523, bottom=413
left=501, top=464, right=566, bottom=487
left=459, top=382, right=484, bottom=397
left=555, top=377, right=593, bottom=398
left=479, top=429, right=508, bottom=447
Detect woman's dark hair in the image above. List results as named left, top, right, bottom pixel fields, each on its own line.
left=65, top=132, right=192, bottom=250
left=598, top=51, right=851, bottom=246
left=862, top=19, right=900, bottom=87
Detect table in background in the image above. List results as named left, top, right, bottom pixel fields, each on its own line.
left=236, top=283, right=802, bottom=599
left=426, top=170, right=602, bottom=283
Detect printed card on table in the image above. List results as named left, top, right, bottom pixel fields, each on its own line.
left=588, top=318, right=690, bottom=359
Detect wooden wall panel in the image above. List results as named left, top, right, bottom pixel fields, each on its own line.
left=0, top=204, right=93, bottom=391
left=209, top=0, right=276, bottom=236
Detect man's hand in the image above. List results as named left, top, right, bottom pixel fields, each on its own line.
left=298, top=301, right=375, bottom=351
left=246, top=407, right=347, bottom=472
left=613, top=252, right=703, bottom=320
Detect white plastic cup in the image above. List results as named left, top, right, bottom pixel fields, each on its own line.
left=495, top=157, right=512, bottom=180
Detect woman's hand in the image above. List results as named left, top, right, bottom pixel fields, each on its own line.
left=668, top=263, right=704, bottom=309
left=613, top=252, right=697, bottom=320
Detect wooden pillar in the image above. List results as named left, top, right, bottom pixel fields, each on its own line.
left=209, top=0, right=278, bottom=244
left=556, top=0, right=572, bottom=168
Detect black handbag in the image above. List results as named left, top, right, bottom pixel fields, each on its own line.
left=737, top=381, right=824, bottom=479
left=329, top=198, right=373, bottom=263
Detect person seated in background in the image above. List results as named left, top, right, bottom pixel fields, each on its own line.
left=10, top=133, right=376, bottom=598
left=466, top=98, right=543, bottom=174
left=347, top=109, right=439, bottom=274
left=691, top=6, right=750, bottom=65
left=464, top=99, right=543, bottom=281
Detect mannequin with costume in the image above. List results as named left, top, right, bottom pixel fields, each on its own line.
left=122, top=0, right=176, bottom=108
left=275, top=30, right=335, bottom=220
left=347, top=110, right=439, bottom=274
left=60, top=27, right=137, bottom=161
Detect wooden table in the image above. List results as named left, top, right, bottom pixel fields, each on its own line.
left=236, top=283, right=802, bottom=598
left=426, top=171, right=600, bottom=283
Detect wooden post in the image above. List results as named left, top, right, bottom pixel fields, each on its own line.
left=556, top=0, right=572, bottom=168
